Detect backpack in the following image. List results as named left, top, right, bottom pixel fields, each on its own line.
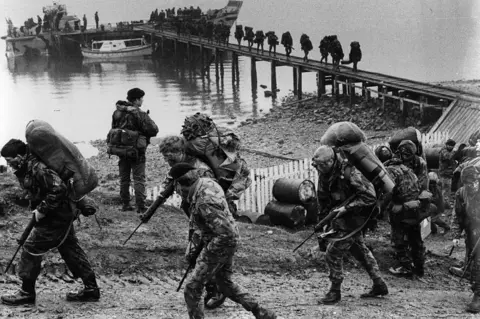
left=106, top=128, right=147, bottom=158
left=25, top=119, right=98, bottom=215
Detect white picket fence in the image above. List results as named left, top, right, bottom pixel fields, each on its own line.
left=137, top=131, right=449, bottom=214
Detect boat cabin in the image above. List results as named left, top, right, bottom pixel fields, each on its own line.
left=91, top=38, right=147, bottom=52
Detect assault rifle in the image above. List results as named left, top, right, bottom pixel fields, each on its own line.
left=123, top=195, right=166, bottom=245
left=460, top=236, right=480, bottom=283
left=293, top=193, right=356, bottom=253
left=5, top=214, right=36, bottom=273
left=177, top=239, right=204, bottom=292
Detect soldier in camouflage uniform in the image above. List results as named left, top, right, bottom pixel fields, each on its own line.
left=312, top=145, right=388, bottom=305
left=382, top=155, right=425, bottom=277
left=111, top=88, right=159, bottom=214
left=438, top=139, right=457, bottom=208
left=450, top=165, right=480, bottom=313
left=140, top=136, right=227, bottom=309
left=169, top=163, right=276, bottom=319
left=396, top=140, right=429, bottom=191
left=428, top=172, right=450, bottom=234
left=0, top=139, right=99, bottom=306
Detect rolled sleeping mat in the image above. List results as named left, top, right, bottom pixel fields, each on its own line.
left=320, top=121, right=367, bottom=147
left=272, top=178, right=316, bottom=204
left=264, top=200, right=306, bottom=229
left=388, top=127, right=423, bottom=156
left=340, top=142, right=395, bottom=194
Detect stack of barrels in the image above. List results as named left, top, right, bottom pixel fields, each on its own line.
left=264, top=178, right=317, bottom=229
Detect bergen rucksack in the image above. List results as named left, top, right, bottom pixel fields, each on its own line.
left=25, top=119, right=98, bottom=215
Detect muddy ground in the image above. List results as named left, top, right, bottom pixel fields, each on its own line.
left=1, top=80, right=479, bottom=318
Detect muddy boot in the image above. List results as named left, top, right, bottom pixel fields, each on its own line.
left=252, top=305, right=277, bottom=319
left=122, top=203, right=134, bottom=211
left=1, top=289, right=35, bottom=306
left=360, top=279, right=388, bottom=298
left=319, top=281, right=341, bottom=305
left=204, top=282, right=226, bottom=310
left=66, top=287, right=100, bottom=302
left=449, top=266, right=468, bottom=278
left=467, top=294, right=480, bottom=314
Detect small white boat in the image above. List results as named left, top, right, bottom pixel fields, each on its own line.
left=81, top=38, right=151, bottom=59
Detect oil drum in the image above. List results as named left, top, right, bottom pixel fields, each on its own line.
left=272, top=178, right=316, bottom=204
left=264, top=200, right=306, bottom=229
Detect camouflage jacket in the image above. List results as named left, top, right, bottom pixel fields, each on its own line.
left=224, top=157, right=251, bottom=201
left=385, top=160, right=419, bottom=204
left=452, top=186, right=480, bottom=240
left=15, top=153, right=73, bottom=224
left=439, top=147, right=456, bottom=178
left=404, top=155, right=429, bottom=191
left=317, top=158, right=377, bottom=231
left=111, top=101, right=159, bottom=144
left=187, top=178, right=239, bottom=249
left=160, top=157, right=214, bottom=201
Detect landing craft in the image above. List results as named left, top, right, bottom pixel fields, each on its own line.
left=207, top=0, right=243, bottom=27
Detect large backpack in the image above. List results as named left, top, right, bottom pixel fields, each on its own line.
left=25, top=119, right=98, bottom=203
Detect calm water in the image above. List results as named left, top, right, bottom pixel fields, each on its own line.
left=1, top=0, right=480, bottom=157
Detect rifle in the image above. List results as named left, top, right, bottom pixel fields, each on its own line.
left=122, top=195, right=165, bottom=245
left=292, top=193, right=356, bottom=253
left=5, top=214, right=36, bottom=273
left=460, top=236, right=480, bottom=283
left=176, top=263, right=193, bottom=292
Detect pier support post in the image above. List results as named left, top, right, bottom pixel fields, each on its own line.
left=187, top=42, right=191, bottom=61
left=160, top=36, right=164, bottom=57
left=219, top=50, right=224, bottom=79
left=341, top=79, right=347, bottom=97
left=232, top=52, right=236, bottom=83
left=348, top=79, right=354, bottom=106
left=271, top=60, right=277, bottom=98
left=174, top=39, right=178, bottom=55
left=293, top=68, right=298, bottom=95
left=362, top=81, right=367, bottom=98
left=317, top=71, right=326, bottom=101
left=215, top=48, right=220, bottom=79
left=251, top=57, right=257, bottom=90
left=334, top=75, right=340, bottom=101
left=297, top=66, right=303, bottom=100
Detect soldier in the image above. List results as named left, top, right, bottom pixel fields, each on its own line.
left=439, top=139, right=457, bottom=209
left=94, top=11, right=99, bottom=29
left=266, top=31, right=278, bottom=56
left=382, top=155, right=425, bottom=277
left=341, top=41, right=362, bottom=72
left=312, top=145, right=388, bottom=304
left=300, top=34, right=313, bottom=62
left=428, top=172, right=450, bottom=235
left=140, top=136, right=226, bottom=310
left=450, top=165, right=480, bottom=314
left=281, top=31, right=293, bottom=58
left=397, top=140, right=429, bottom=191
left=110, top=88, right=159, bottom=214
left=254, top=30, right=265, bottom=54
left=0, top=139, right=100, bottom=306
left=169, top=163, right=277, bottom=319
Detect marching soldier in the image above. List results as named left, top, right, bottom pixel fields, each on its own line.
left=169, top=163, right=277, bottom=319
left=312, top=145, right=388, bottom=304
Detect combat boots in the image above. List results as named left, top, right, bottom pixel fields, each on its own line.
left=360, top=279, right=389, bottom=298
left=66, top=287, right=100, bottom=302
left=1, top=289, right=35, bottom=306
left=319, top=281, right=341, bottom=305
left=122, top=202, right=134, bottom=211
left=252, top=305, right=277, bottom=319
left=467, top=294, right=480, bottom=313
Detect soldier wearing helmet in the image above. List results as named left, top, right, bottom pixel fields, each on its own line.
left=311, top=145, right=388, bottom=305
left=451, top=165, right=480, bottom=314
left=397, top=140, right=429, bottom=191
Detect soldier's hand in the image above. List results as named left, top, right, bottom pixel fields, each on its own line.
left=33, top=209, right=45, bottom=222
left=452, top=239, right=460, bottom=247
left=314, top=222, right=325, bottom=233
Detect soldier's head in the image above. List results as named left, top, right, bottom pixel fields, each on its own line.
left=461, top=165, right=480, bottom=193
left=312, top=145, right=335, bottom=175
left=375, top=145, right=393, bottom=163
left=397, top=140, right=417, bottom=162
left=1, top=139, right=27, bottom=171
left=159, top=135, right=186, bottom=167
left=126, top=87, right=145, bottom=107
left=445, top=139, right=456, bottom=152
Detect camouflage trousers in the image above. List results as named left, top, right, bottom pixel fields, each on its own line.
left=184, top=244, right=260, bottom=319
left=466, top=231, right=480, bottom=293
left=19, top=224, right=97, bottom=289
left=119, top=156, right=146, bottom=209
left=440, top=176, right=453, bottom=208
left=390, top=221, right=425, bottom=272
left=325, top=233, right=382, bottom=283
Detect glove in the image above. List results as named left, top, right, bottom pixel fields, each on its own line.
left=185, top=244, right=203, bottom=265
left=314, top=222, right=326, bottom=233
left=452, top=239, right=460, bottom=247
left=33, top=209, right=45, bottom=222
left=139, top=209, right=154, bottom=223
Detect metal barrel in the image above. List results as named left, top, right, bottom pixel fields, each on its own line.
left=264, top=200, right=306, bottom=229
left=272, top=178, right=316, bottom=204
